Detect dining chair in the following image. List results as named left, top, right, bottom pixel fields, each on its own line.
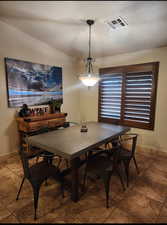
left=82, top=145, right=125, bottom=208
left=16, top=147, right=65, bottom=220
left=118, top=133, right=139, bottom=187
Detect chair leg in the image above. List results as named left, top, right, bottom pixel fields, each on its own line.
left=103, top=173, right=111, bottom=208
left=44, top=178, right=48, bottom=186
left=43, top=155, right=53, bottom=165
left=82, top=153, right=89, bottom=192
left=36, top=156, right=40, bottom=163
left=82, top=164, right=88, bottom=192
left=123, top=160, right=130, bottom=187
left=16, top=177, right=25, bottom=200
left=105, top=143, right=109, bottom=150
left=133, top=156, right=139, bottom=174
left=65, top=159, right=69, bottom=168
left=61, top=181, right=65, bottom=198
left=48, top=156, right=53, bottom=165
left=32, top=185, right=40, bottom=220
left=57, top=157, right=62, bottom=168
left=115, top=167, right=125, bottom=191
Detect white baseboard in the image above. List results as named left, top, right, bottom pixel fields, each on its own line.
left=136, top=144, right=167, bottom=157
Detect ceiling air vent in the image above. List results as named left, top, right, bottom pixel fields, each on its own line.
left=107, top=16, right=128, bottom=30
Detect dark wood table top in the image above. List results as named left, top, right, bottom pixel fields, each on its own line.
left=28, top=122, right=130, bottom=159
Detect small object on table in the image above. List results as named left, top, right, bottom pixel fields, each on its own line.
left=36, top=108, right=40, bottom=115
left=44, top=107, right=48, bottom=113
left=39, top=108, right=44, bottom=115
left=49, top=98, right=62, bottom=113
left=19, top=104, right=30, bottom=117
left=80, top=124, right=88, bottom=132
left=30, top=108, right=35, bottom=116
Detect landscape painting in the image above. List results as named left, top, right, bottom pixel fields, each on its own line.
left=5, top=58, right=63, bottom=107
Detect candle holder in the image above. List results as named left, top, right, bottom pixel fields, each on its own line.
left=80, top=123, right=88, bottom=132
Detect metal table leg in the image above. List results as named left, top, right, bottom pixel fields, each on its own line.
left=70, top=157, right=80, bottom=202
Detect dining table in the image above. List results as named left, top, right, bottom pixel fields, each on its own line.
left=27, top=121, right=130, bottom=202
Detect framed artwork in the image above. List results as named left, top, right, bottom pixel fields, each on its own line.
left=4, top=57, right=63, bottom=108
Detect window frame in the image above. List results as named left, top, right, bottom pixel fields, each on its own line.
left=98, top=62, right=159, bottom=130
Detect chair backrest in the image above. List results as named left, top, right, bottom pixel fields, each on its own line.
left=111, top=143, right=122, bottom=170
left=119, top=133, right=138, bottom=157
left=19, top=146, right=43, bottom=179
left=19, top=147, right=31, bottom=178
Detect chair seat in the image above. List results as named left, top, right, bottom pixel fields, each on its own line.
left=29, top=161, right=62, bottom=183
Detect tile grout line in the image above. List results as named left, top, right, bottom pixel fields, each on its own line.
left=0, top=204, right=20, bottom=223
left=155, top=195, right=167, bottom=223
left=102, top=181, right=137, bottom=223
left=102, top=160, right=161, bottom=223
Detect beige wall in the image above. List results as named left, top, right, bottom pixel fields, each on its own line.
left=0, top=20, right=80, bottom=156
left=79, top=46, right=167, bottom=152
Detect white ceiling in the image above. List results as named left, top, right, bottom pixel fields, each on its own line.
left=0, top=1, right=167, bottom=59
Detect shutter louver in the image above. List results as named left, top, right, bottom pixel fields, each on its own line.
left=124, top=72, right=152, bottom=124
left=100, top=74, right=122, bottom=120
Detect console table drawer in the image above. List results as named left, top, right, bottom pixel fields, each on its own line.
left=28, top=120, right=49, bottom=132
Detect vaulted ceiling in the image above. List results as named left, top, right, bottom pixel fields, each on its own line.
left=0, top=1, right=167, bottom=59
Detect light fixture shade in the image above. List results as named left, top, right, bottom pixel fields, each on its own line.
left=79, top=73, right=100, bottom=86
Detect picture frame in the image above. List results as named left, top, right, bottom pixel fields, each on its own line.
left=4, top=57, right=63, bottom=108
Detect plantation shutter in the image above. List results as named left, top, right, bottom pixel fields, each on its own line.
left=123, top=72, right=153, bottom=129
left=99, top=62, right=159, bottom=130
left=99, top=74, right=123, bottom=120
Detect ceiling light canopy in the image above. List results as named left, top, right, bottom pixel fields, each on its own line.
left=79, top=19, right=100, bottom=87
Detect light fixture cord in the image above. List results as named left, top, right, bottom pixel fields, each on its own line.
left=88, top=23, right=93, bottom=73
left=89, top=22, right=91, bottom=58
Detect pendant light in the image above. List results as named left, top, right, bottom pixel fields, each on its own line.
left=79, top=20, right=100, bottom=87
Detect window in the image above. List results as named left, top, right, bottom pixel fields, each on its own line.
left=98, top=62, right=159, bottom=130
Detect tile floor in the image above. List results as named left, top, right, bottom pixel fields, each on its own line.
left=0, top=149, right=167, bottom=223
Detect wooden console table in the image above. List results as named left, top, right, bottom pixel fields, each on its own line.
left=16, top=112, right=68, bottom=147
